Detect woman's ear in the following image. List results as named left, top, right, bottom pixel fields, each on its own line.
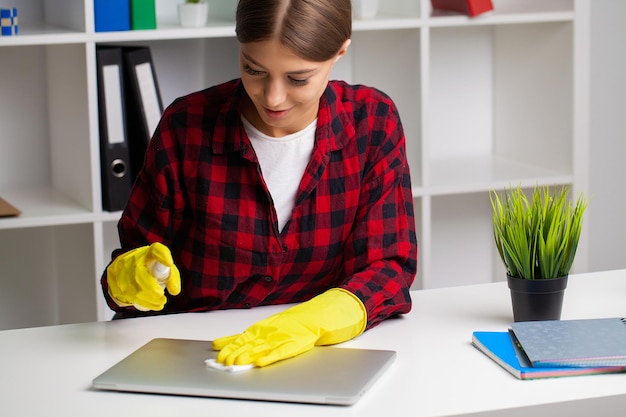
left=334, top=39, right=351, bottom=63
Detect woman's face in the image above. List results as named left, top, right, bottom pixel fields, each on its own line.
left=239, top=38, right=349, bottom=137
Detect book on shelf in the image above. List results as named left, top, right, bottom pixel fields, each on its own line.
left=94, top=0, right=131, bottom=33
left=472, top=331, right=626, bottom=380
left=0, top=196, right=20, bottom=217
left=130, top=0, right=157, bottom=30
left=510, top=317, right=626, bottom=368
left=431, top=0, right=493, bottom=17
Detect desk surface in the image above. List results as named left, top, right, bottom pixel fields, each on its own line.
left=2, top=270, right=626, bottom=416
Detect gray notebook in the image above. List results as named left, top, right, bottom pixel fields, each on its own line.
left=92, top=338, right=396, bottom=405
left=510, top=317, right=626, bottom=367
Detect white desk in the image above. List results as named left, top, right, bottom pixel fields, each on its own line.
left=2, top=270, right=626, bottom=416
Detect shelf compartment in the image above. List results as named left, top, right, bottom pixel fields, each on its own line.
left=154, top=0, right=236, bottom=27
left=493, top=22, right=573, bottom=173
left=378, top=0, right=421, bottom=18
left=0, top=223, right=98, bottom=330
left=0, top=43, right=93, bottom=227
left=428, top=26, right=494, bottom=162
left=428, top=0, right=574, bottom=26
left=0, top=0, right=86, bottom=45
left=428, top=192, right=500, bottom=288
left=353, top=0, right=422, bottom=29
left=427, top=21, right=573, bottom=184
left=91, top=0, right=237, bottom=35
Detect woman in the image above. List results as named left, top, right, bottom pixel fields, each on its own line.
left=102, top=0, right=417, bottom=367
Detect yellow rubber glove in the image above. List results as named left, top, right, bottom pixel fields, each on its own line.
left=107, top=242, right=181, bottom=311
left=213, top=288, right=367, bottom=367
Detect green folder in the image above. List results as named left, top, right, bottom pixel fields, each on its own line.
left=131, top=0, right=157, bottom=30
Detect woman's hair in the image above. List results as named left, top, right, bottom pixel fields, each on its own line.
left=235, top=0, right=351, bottom=62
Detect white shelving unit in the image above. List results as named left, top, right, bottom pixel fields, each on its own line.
left=0, top=0, right=588, bottom=329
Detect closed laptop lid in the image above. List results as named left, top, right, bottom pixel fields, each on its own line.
left=92, top=338, right=396, bottom=405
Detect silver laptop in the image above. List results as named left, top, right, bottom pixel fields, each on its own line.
left=92, top=338, right=396, bottom=405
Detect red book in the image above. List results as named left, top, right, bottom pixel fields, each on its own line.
left=431, top=0, right=493, bottom=17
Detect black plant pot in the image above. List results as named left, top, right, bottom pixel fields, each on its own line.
left=507, top=275, right=568, bottom=322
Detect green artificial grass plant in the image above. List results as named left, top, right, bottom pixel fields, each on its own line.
left=490, top=185, right=588, bottom=280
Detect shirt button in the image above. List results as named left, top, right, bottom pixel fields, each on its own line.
left=264, top=276, right=273, bottom=283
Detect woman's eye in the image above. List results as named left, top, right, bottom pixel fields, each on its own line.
left=243, top=64, right=263, bottom=76
left=243, top=63, right=308, bottom=86
left=289, top=78, right=308, bottom=87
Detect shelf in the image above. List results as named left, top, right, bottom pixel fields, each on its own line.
left=90, top=21, right=237, bottom=43
left=428, top=10, right=574, bottom=27
left=0, top=27, right=86, bottom=46
left=0, top=188, right=94, bottom=230
left=0, top=0, right=587, bottom=328
left=429, top=0, right=574, bottom=22
left=353, top=17, right=422, bottom=31
left=0, top=6, right=576, bottom=47
left=426, top=156, right=572, bottom=195
left=487, top=0, right=574, bottom=15
left=428, top=0, right=575, bottom=27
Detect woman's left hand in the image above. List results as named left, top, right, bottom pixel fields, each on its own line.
left=212, top=288, right=367, bottom=367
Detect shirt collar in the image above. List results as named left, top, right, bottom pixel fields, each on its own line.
left=212, top=80, right=354, bottom=155
left=317, top=82, right=354, bottom=152
left=211, top=80, right=248, bottom=155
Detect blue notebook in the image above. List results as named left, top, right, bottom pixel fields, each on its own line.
left=510, top=318, right=626, bottom=367
left=472, top=331, right=626, bottom=380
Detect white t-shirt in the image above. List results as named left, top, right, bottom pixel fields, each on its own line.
left=242, top=117, right=317, bottom=232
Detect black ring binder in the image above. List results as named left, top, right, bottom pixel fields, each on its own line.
left=96, top=46, right=133, bottom=212
left=111, top=159, right=128, bottom=178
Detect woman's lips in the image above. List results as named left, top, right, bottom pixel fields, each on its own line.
left=264, top=107, right=290, bottom=119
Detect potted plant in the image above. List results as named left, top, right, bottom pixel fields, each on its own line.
left=490, top=184, right=588, bottom=322
left=178, top=0, right=209, bottom=28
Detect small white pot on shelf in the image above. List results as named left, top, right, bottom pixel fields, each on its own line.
left=353, top=0, right=379, bottom=19
left=178, top=1, right=209, bottom=28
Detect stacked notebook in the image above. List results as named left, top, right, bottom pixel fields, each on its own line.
left=0, top=196, right=20, bottom=217
left=473, top=318, right=626, bottom=380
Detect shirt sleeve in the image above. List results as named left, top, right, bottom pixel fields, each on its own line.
left=338, top=97, right=418, bottom=329
left=99, top=101, right=183, bottom=314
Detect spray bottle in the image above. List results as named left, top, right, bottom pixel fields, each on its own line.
left=149, top=260, right=170, bottom=289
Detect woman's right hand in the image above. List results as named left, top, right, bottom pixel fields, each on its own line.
left=106, top=242, right=181, bottom=311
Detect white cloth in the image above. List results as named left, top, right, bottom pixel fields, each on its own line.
left=242, top=117, right=316, bottom=232
left=205, top=359, right=254, bottom=373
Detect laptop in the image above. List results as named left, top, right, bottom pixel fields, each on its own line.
left=92, top=338, right=396, bottom=405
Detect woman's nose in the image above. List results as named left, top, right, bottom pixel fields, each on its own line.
left=264, top=78, right=286, bottom=108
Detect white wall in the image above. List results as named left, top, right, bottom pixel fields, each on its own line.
left=588, top=0, right=626, bottom=271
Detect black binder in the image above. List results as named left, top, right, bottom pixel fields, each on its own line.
left=121, top=46, right=163, bottom=181
left=96, top=46, right=133, bottom=212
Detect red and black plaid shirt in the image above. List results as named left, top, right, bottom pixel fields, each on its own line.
left=102, top=79, right=417, bottom=329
